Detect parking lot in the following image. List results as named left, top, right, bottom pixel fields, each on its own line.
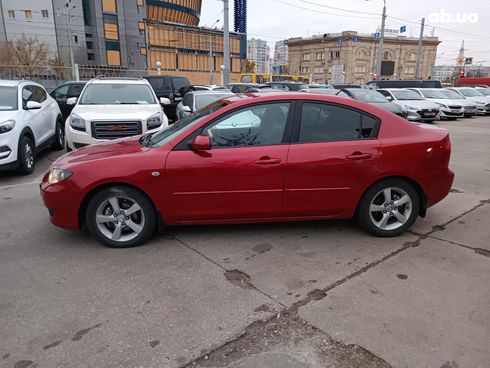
left=1, top=116, right=489, bottom=368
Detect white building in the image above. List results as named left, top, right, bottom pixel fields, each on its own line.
left=274, top=40, right=288, bottom=67
left=247, top=38, right=269, bottom=74
left=432, top=65, right=458, bottom=81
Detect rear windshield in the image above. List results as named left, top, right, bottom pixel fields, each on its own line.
left=0, top=86, right=18, bottom=110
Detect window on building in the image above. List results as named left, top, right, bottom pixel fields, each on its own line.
left=316, top=52, right=324, bottom=60
left=41, top=9, right=49, bottom=18
left=86, top=41, right=93, bottom=49
left=140, top=47, right=147, bottom=55
left=355, top=65, right=367, bottom=73
left=302, top=53, right=311, bottom=61
left=104, top=23, right=119, bottom=40
left=88, top=52, right=95, bottom=61
left=314, top=67, right=324, bottom=74
left=83, top=0, right=92, bottom=26
left=330, top=51, right=340, bottom=60
left=107, top=50, right=121, bottom=66
left=137, top=0, right=144, bottom=6
left=301, top=66, right=310, bottom=74
left=103, top=13, right=118, bottom=23
left=7, top=10, right=15, bottom=18
left=74, top=35, right=79, bottom=44
left=102, top=0, right=117, bottom=13
left=24, top=10, right=32, bottom=20
left=138, top=22, right=145, bottom=30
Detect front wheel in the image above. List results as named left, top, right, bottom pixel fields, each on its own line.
left=85, top=186, right=156, bottom=248
left=18, top=136, right=35, bottom=175
left=357, top=179, right=420, bottom=237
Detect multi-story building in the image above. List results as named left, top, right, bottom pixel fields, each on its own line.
left=273, top=39, right=288, bottom=73
left=432, top=65, right=458, bottom=82
left=247, top=38, right=269, bottom=73
left=287, top=31, right=440, bottom=84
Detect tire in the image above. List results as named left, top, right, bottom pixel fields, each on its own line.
left=17, top=135, right=35, bottom=175
left=85, top=186, right=156, bottom=248
left=357, top=179, right=420, bottom=237
left=51, top=117, right=65, bottom=150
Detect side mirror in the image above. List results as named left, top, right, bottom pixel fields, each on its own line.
left=67, top=97, right=78, bottom=105
left=191, top=134, right=211, bottom=151
left=386, top=95, right=393, bottom=101
left=160, top=97, right=171, bottom=105
left=26, top=101, right=42, bottom=110
left=181, top=105, right=191, bottom=113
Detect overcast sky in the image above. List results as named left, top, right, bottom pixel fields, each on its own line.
left=199, top=0, right=490, bottom=66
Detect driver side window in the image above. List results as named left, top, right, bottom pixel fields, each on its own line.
left=203, top=102, right=290, bottom=148
left=22, top=86, right=34, bottom=109
left=52, top=84, right=69, bottom=99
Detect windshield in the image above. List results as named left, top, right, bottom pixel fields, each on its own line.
left=476, top=88, right=490, bottom=96
left=392, top=90, right=425, bottom=100
left=349, top=90, right=388, bottom=103
left=458, top=89, right=483, bottom=97
left=288, top=84, right=308, bottom=91
left=0, top=86, right=18, bottom=111
left=195, top=93, right=234, bottom=109
left=79, top=84, right=157, bottom=105
left=147, top=101, right=227, bottom=147
left=440, top=90, right=464, bottom=99
left=420, top=89, right=446, bottom=99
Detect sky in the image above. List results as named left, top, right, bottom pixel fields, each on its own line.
left=199, top=0, right=490, bottom=66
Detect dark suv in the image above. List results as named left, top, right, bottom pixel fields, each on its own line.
left=144, top=76, right=191, bottom=122
left=265, top=82, right=308, bottom=91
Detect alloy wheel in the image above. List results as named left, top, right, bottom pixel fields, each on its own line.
left=369, top=187, right=412, bottom=231
left=25, top=143, right=34, bottom=169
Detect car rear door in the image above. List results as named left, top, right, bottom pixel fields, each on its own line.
left=283, top=101, right=381, bottom=217
left=165, top=101, right=294, bottom=222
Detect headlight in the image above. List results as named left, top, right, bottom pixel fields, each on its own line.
left=69, top=114, right=86, bottom=131
left=0, top=120, right=15, bottom=134
left=475, top=101, right=485, bottom=105
left=48, top=168, right=73, bottom=185
left=147, top=113, right=162, bottom=130
left=434, top=102, right=447, bottom=108
left=405, top=105, right=418, bottom=111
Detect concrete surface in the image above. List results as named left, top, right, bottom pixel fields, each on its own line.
left=1, top=116, right=489, bottom=368
left=225, top=353, right=311, bottom=368
left=299, top=237, right=490, bottom=368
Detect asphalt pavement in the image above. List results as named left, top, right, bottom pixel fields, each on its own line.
left=1, top=116, right=489, bottom=368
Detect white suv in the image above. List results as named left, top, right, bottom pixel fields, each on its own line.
left=65, top=77, right=169, bottom=151
left=0, top=80, right=63, bottom=174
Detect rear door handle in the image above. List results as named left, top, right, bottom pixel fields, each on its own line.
left=346, top=152, right=372, bottom=160
left=253, top=157, right=281, bottom=166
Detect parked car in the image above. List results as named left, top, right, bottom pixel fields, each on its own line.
left=475, top=86, right=490, bottom=97
left=409, top=88, right=464, bottom=120
left=340, top=88, right=408, bottom=118
left=176, top=90, right=234, bottom=120
left=266, top=82, right=308, bottom=91
left=447, top=87, right=490, bottom=115
left=366, top=80, right=442, bottom=89
left=50, top=81, right=87, bottom=121
left=332, top=84, right=368, bottom=89
left=300, top=88, right=341, bottom=95
left=0, top=80, right=64, bottom=174
left=307, top=84, right=334, bottom=89
left=227, top=83, right=270, bottom=93
left=64, top=77, right=169, bottom=151
left=144, top=75, right=191, bottom=121
left=191, top=85, right=229, bottom=91
left=377, top=88, right=441, bottom=123
left=41, top=92, right=454, bottom=247
left=438, top=89, right=477, bottom=117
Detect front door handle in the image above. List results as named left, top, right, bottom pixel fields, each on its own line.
left=253, top=157, right=281, bottom=166
left=346, top=152, right=372, bottom=160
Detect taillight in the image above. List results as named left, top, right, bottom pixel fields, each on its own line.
left=444, top=136, right=451, bottom=154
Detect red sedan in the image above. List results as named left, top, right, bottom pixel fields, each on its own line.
left=41, top=93, right=454, bottom=247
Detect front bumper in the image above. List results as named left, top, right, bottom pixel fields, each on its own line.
left=440, top=107, right=464, bottom=119
left=40, top=177, right=85, bottom=230
left=0, top=132, right=18, bottom=167
left=407, top=110, right=441, bottom=122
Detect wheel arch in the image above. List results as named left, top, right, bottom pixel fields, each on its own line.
left=77, top=182, right=166, bottom=231
left=356, top=175, right=427, bottom=218
left=19, top=126, right=36, bottom=146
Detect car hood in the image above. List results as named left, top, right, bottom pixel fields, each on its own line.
left=71, top=104, right=161, bottom=121
left=395, top=99, right=439, bottom=109
left=53, top=137, right=149, bottom=168
left=426, top=98, right=464, bottom=107
left=0, top=110, right=19, bottom=121
left=461, top=96, right=488, bottom=104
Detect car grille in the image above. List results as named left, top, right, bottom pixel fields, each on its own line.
left=465, top=106, right=476, bottom=110
left=448, top=105, right=462, bottom=109
left=91, top=121, right=142, bottom=140
left=417, top=109, right=439, bottom=118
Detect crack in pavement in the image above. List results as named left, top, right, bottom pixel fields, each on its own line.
left=179, top=197, right=490, bottom=367
left=428, top=235, right=490, bottom=258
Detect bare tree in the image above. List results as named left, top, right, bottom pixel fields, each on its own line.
left=0, top=36, right=51, bottom=78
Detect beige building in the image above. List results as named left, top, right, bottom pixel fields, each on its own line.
left=287, top=31, right=440, bottom=84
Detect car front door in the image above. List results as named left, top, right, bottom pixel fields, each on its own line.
left=283, top=102, right=381, bottom=217
left=165, top=102, right=293, bottom=222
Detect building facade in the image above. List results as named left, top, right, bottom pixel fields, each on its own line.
left=432, top=65, right=458, bottom=82
left=273, top=39, right=288, bottom=73
left=247, top=38, right=269, bottom=73
left=287, top=31, right=440, bottom=84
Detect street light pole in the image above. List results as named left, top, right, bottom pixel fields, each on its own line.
left=60, top=2, right=77, bottom=80
left=375, top=0, right=386, bottom=80
left=222, top=0, right=231, bottom=85
left=415, top=17, right=425, bottom=80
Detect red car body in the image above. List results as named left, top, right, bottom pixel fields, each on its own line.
left=41, top=93, right=454, bottom=232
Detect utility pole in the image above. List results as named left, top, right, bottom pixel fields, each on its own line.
left=60, top=1, right=78, bottom=80
left=223, top=0, right=231, bottom=85
left=375, top=0, right=386, bottom=79
left=415, top=17, right=425, bottom=80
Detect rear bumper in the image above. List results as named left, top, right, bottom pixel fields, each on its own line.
left=40, top=179, right=85, bottom=230
left=420, top=168, right=455, bottom=208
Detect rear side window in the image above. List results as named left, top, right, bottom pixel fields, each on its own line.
left=145, top=77, right=172, bottom=93
left=172, top=77, right=190, bottom=92
left=298, top=102, right=379, bottom=143
left=68, top=83, right=85, bottom=97
left=31, top=86, right=47, bottom=103
left=52, top=84, right=69, bottom=99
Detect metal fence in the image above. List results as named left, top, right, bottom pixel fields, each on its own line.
left=0, top=65, right=150, bottom=92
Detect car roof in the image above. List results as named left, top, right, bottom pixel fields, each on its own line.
left=88, top=78, right=150, bottom=85
left=189, top=90, right=234, bottom=96
left=0, top=80, right=42, bottom=87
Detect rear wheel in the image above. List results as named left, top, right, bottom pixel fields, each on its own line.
left=51, top=117, right=65, bottom=150
left=357, top=179, right=420, bottom=237
left=85, top=186, right=156, bottom=248
left=18, top=136, right=35, bottom=175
